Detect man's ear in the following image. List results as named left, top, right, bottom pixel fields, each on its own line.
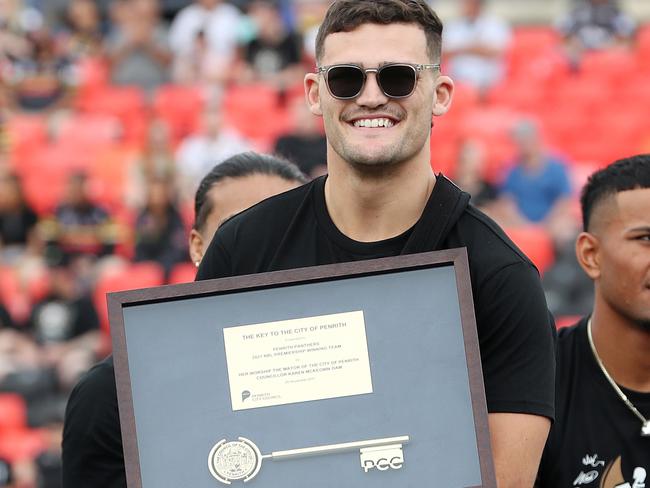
left=432, top=75, right=454, bottom=117
left=189, top=229, right=204, bottom=266
left=305, top=73, right=323, bottom=116
left=575, top=231, right=601, bottom=280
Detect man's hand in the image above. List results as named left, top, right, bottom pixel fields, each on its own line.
left=489, top=413, right=550, bottom=488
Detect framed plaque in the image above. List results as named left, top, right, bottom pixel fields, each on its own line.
left=109, top=248, right=496, bottom=487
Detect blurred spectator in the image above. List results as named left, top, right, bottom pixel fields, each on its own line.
left=273, top=96, right=326, bottom=178
left=557, top=0, right=636, bottom=64
left=105, top=0, right=171, bottom=93
left=451, top=139, right=499, bottom=211
left=57, top=0, right=104, bottom=62
left=168, top=0, right=241, bottom=70
left=134, top=177, right=187, bottom=276
left=27, top=265, right=100, bottom=390
left=127, top=119, right=177, bottom=209
left=236, top=0, right=304, bottom=90
left=499, top=120, right=575, bottom=240
left=3, top=28, right=76, bottom=112
left=0, top=0, right=33, bottom=65
left=0, top=303, right=14, bottom=330
left=443, top=0, right=511, bottom=92
left=176, top=108, right=251, bottom=200
left=40, top=172, right=116, bottom=263
left=0, top=172, right=39, bottom=261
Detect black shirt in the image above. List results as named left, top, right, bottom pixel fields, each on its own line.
left=197, top=176, right=556, bottom=418
left=537, top=318, right=650, bottom=487
left=62, top=175, right=555, bottom=487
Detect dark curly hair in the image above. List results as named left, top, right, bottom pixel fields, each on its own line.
left=580, top=154, right=650, bottom=231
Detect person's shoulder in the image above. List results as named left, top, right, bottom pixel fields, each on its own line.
left=217, top=178, right=317, bottom=238
left=68, top=356, right=116, bottom=407
left=556, top=317, right=589, bottom=359
left=453, top=204, right=534, bottom=271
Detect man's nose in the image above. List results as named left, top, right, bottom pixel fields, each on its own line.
left=355, top=72, right=389, bottom=108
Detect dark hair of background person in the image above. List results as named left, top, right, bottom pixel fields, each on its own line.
left=193, top=152, right=308, bottom=232
left=580, top=154, right=650, bottom=232
left=314, top=0, right=444, bottom=62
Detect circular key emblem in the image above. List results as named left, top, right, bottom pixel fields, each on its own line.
left=208, top=437, right=262, bottom=484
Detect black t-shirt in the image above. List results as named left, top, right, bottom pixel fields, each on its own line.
left=197, top=176, right=556, bottom=418
left=244, top=32, right=301, bottom=76
left=0, top=205, right=38, bottom=246
left=62, top=356, right=125, bottom=488
left=62, top=175, right=555, bottom=487
left=537, top=318, right=650, bottom=488
left=28, top=294, right=99, bottom=343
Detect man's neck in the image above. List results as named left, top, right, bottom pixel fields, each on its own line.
left=324, top=157, right=436, bottom=243
left=591, top=304, right=650, bottom=393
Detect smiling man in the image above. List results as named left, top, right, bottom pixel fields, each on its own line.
left=197, top=1, right=556, bottom=486
left=537, top=156, right=650, bottom=487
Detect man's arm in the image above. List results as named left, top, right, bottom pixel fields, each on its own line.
left=489, top=413, right=551, bottom=488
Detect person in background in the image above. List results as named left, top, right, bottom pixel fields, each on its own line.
left=536, top=155, right=650, bottom=487
left=62, top=152, right=307, bottom=488
left=451, top=138, right=499, bottom=211
left=443, top=0, right=511, bottom=93
left=0, top=172, right=39, bottom=261
left=175, top=108, right=252, bottom=201
left=557, top=0, right=636, bottom=65
left=499, top=119, right=575, bottom=243
left=133, top=177, right=187, bottom=277
left=273, top=95, right=327, bottom=178
left=58, top=0, right=104, bottom=62
left=236, top=0, right=304, bottom=91
left=105, top=0, right=171, bottom=93
left=42, top=172, right=116, bottom=263
left=168, top=0, right=241, bottom=76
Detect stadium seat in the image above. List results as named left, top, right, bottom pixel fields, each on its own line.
left=222, top=84, right=292, bottom=145
left=93, top=261, right=165, bottom=335
left=579, top=50, right=638, bottom=85
left=168, top=262, right=197, bottom=284
left=0, top=429, right=47, bottom=463
left=505, top=226, right=555, bottom=275
left=0, top=394, right=27, bottom=432
left=555, top=316, right=581, bottom=329
left=153, top=85, right=204, bottom=144
left=56, top=114, right=122, bottom=148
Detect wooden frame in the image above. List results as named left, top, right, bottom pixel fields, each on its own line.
left=109, top=248, right=496, bottom=487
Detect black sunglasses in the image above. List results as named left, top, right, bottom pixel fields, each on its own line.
left=317, top=62, right=440, bottom=100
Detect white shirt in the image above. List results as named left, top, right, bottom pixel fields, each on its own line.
left=168, top=2, right=242, bottom=60
left=444, top=14, right=511, bottom=90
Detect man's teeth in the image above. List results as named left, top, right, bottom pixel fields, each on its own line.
left=353, top=118, right=395, bottom=128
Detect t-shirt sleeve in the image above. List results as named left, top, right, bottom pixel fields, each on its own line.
left=62, top=359, right=126, bottom=488
left=476, top=261, right=556, bottom=420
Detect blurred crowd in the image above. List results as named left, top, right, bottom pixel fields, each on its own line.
left=0, top=0, right=649, bottom=486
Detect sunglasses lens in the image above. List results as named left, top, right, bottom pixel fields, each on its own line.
left=378, top=65, right=416, bottom=98
left=327, top=66, right=364, bottom=99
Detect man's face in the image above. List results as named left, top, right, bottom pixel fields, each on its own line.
left=307, top=23, right=444, bottom=170
left=593, top=188, right=650, bottom=330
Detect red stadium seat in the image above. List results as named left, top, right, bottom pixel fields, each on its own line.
left=153, top=85, right=204, bottom=144
left=93, top=261, right=165, bottom=335
left=222, top=84, right=291, bottom=145
left=56, top=114, right=122, bottom=148
left=0, top=429, right=47, bottom=463
left=0, top=394, right=27, bottom=432
left=555, top=315, right=581, bottom=329
left=168, top=262, right=197, bottom=284
left=579, top=50, right=638, bottom=85
left=505, top=226, right=556, bottom=275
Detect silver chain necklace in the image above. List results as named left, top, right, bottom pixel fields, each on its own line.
left=587, top=318, right=650, bottom=437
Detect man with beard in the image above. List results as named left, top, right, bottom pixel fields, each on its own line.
left=536, top=155, right=650, bottom=487
left=197, top=1, right=556, bottom=486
